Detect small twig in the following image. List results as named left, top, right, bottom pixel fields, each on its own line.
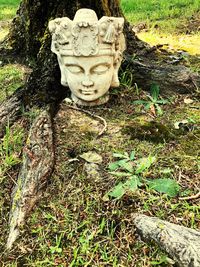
left=65, top=104, right=107, bottom=136
left=5, top=172, right=18, bottom=186
left=179, top=191, right=200, bottom=201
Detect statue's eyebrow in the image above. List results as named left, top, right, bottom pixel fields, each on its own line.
left=65, top=63, right=84, bottom=69
left=91, top=62, right=111, bottom=70
left=64, top=63, right=82, bottom=67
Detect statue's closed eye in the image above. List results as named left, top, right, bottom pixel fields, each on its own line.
left=65, top=65, right=83, bottom=74
left=92, top=64, right=110, bottom=74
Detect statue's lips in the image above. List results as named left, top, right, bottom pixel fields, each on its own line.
left=79, top=88, right=97, bottom=95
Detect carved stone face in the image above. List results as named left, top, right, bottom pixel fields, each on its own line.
left=59, top=55, right=115, bottom=103
left=49, top=9, right=125, bottom=106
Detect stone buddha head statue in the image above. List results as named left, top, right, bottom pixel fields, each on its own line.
left=49, top=9, right=125, bottom=106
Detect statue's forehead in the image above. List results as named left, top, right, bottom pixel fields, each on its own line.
left=62, top=55, right=113, bottom=65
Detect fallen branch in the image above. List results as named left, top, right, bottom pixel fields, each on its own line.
left=134, top=214, right=200, bottom=267
left=6, top=108, right=55, bottom=250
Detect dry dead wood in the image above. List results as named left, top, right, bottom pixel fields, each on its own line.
left=134, top=214, right=200, bottom=267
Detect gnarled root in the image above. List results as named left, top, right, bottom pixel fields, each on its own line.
left=6, top=108, right=55, bottom=250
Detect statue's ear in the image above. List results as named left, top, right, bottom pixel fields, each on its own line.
left=57, top=56, right=68, bottom=87
left=48, top=20, right=56, bottom=33
left=111, top=64, right=120, bottom=87
left=111, top=33, right=126, bottom=88
left=110, top=55, right=122, bottom=87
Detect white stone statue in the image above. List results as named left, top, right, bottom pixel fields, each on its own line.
left=49, top=9, right=125, bottom=106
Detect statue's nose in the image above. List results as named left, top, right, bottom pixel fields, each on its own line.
left=81, top=76, right=94, bottom=87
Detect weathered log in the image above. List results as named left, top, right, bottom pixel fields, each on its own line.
left=134, top=214, right=200, bottom=267
left=6, top=108, right=55, bottom=250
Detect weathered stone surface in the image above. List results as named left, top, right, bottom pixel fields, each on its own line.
left=49, top=9, right=125, bottom=106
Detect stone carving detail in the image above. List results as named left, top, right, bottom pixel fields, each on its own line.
left=49, top=8, right=125, bottom=106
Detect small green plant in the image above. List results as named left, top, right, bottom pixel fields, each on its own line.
left=119, top=69, right=134, bottom=88
left=49, top=234, right=63, bottom=254
left=132, top=83, right=169, bottom=115
left=107, top=151, right=180, bottom=199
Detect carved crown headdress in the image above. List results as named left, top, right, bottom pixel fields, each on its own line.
left=48, top=9, right=125, bottom=57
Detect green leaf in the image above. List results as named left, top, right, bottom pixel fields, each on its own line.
left=156, top=99, right=169, bottom=105
left=147, top=178, right=180, bottom=197
left=108, top=159, right=128, bottom=171
left=118, top=160, right=133, bottom=172
left=155, top=103, right=163, bottom=115
left=150, top=255, right=168, bottom=265
left=129, top=151, right=135, bottom=160
left=124, top=176, right=139, bottom=192
left=50, top=246, right=62, bottom=254
left=108, top=176, right=139, bottom=199
left=144, top=102, right=152, bottom=110
left=150, top=83, right=160, bottom=101
left=135, top=156, right=156, bottom=174
left=108, top=161, right=120, bottom=171
left=146, top=95, right=154, bottom=102
left=109, top=171, right=132, bottom=177
left=132, top=100, right=148, bottom=105
left=108, top=182, right=126, bottom=199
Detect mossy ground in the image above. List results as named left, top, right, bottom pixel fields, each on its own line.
left=0, top=86, right=199, bottom=266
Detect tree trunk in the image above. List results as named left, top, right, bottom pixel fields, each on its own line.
left=0, top=0, right=198, bottom=110
left=134, top=214, right=200, bottom=267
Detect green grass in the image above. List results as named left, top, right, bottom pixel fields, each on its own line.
left=0, top=0, right=20, bottom=20
left=121, top=0, right=200, bottom=55
left=121, top=0, right=200, bottom=33
left=0, top=64, right=24, bottom=101
left=0, top=122, right=24, bottom=183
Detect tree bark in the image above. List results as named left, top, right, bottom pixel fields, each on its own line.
left=134, top=214, right=200, bottom=267
left=6, top=108, right=54, bottom=250
left=0, top=0, right=198, bottom=112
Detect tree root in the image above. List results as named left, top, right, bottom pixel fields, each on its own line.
left=6, top=108, right=55, bottom=250
left=123, top=55, right=200, bottom=94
